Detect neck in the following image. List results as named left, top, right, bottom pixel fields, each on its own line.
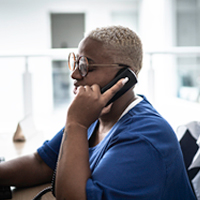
left=89, top=90, right=137, bottom=147
left=99, top=90, right=137, bottom=129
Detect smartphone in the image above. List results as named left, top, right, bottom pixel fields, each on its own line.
left=101, top=68, right=137, bottom=106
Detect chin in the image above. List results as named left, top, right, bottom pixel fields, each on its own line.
left=100, top=104, right=113, bottom=116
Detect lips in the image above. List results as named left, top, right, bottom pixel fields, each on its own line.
left=73, top=86, right=78, bottom=95
left=73, top=81, right=80, bottom=95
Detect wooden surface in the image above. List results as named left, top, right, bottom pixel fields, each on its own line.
left=0, top=130, right=55, bottom=200
left=10, top=183, right=56, bottom=200
left=0, top=131, right=46, bottom=161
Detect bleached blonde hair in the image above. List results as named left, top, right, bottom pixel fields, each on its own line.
left=87, top=26, right=143, bottom=75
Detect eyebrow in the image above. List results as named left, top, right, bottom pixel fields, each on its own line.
left=78, top=54, right=95, bottom=63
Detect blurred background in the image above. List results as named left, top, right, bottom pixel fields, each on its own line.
left=0, top=0, right=200, bottom=140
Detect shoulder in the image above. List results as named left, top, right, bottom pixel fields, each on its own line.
left=122, top=95, right=175, bottom=137
left=118, top=98, right=175, bottom=139
left=111, top=99, right=180, bottom=165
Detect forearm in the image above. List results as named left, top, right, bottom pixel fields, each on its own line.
left=56, top=123, right=91, bottom=200
left=0, top=152, right=53, bottom=187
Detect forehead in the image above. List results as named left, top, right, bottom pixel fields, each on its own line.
left=78, top=37, right=114, bottom=63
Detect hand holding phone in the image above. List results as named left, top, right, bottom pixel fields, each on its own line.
left=67, top=68, right=137, bottom=129
left=101, top=68, right=137, bottom=106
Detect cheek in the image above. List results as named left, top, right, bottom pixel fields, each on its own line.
left=98, top=76, right=115, bottom=89
left=101, top=73, right=117, bottom=88
left=86, top=69, right=117, bottom=88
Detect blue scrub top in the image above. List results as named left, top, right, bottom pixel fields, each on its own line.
left=37, top=96, right=196, bottom=200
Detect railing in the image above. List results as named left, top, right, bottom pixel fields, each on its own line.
left=0, top=48, right=76, bottom=117
left=145, top=47, right=200, bottom=102
left=0, top=47, right=200, bottom=132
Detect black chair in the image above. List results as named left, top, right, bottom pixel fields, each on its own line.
left=178, top=121, right=200, bottom=200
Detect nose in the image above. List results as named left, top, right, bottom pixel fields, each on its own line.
left=71, top=66, right=83, bottom=80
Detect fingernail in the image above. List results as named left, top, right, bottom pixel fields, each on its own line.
left=122, top=77, right=129, bottom=85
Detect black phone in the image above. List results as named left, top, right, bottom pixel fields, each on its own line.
left=101, top=68, right=137, bottom=106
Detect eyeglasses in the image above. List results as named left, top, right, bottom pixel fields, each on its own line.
left=68, top=52, right=126, bottom=77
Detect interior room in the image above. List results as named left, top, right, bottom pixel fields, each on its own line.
left=1, top=0, right=200, bottom=199
left=0, top=0, right=199, bottom=151
left=0, top=0, right=199, bottom=157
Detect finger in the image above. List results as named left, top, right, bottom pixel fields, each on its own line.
left=76, top=86, right=85, bottom=94
left=90, top=84, right=100, bottom=92
left=84, top=85, right=92, bottom=92
left=102, top=77, right=129, bottom=105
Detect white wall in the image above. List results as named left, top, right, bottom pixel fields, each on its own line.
left=138, top=0, right=177, bottom=102
left=0, top=0, right=139, bottom=50
left=0, top=0, right=139, bottom=133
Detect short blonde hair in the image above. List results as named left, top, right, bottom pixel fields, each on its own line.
left=87, top=26, right=143, bottom=75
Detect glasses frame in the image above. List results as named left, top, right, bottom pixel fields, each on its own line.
left=68, top=52, right=126, bottom=77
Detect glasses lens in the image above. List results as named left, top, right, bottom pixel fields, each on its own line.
left=79, top=56, right=88, bottom=77
left=68, top=53, right=76, bottom=71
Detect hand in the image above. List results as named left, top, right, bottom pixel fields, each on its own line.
left=66, top=78, right=129, bottom=129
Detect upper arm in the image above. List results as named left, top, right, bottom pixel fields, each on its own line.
left=33, top=152, right=54, bottom=182
left=37, top=127, right=64, bottom=170
left=0, top=152, right=54, bottom=187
